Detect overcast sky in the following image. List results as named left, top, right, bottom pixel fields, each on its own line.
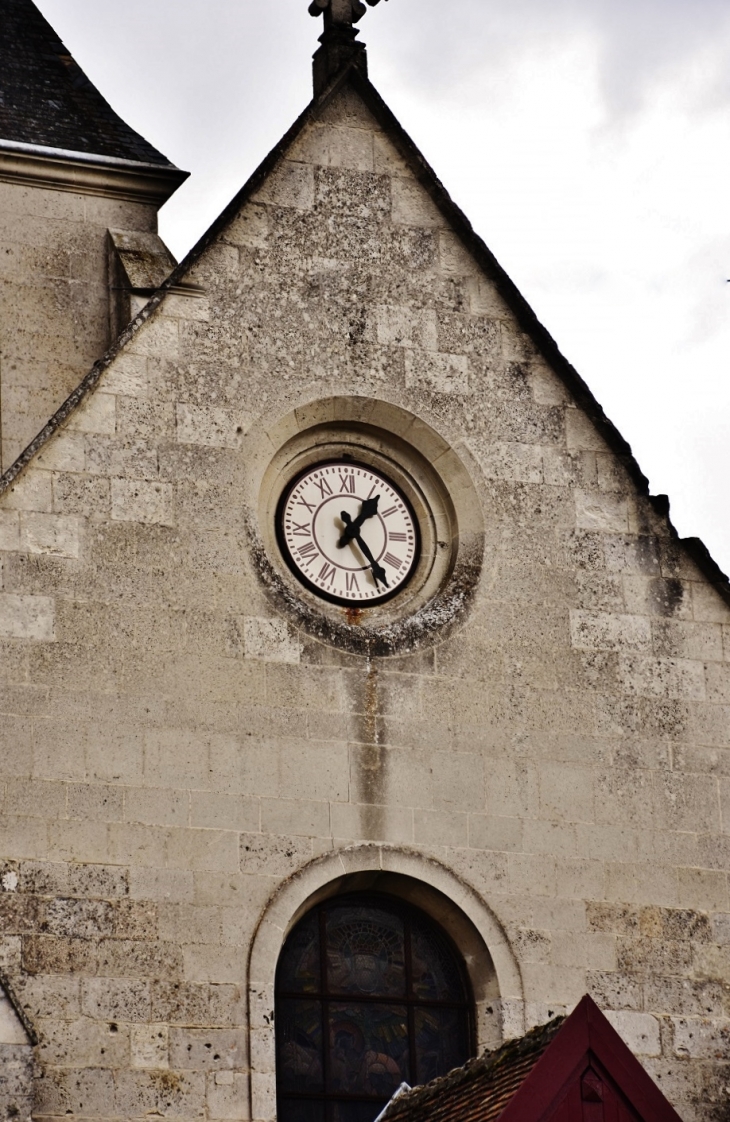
left=37, top=0, right=730, bottom=574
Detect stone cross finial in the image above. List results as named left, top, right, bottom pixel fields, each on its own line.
left=308, top=0, right=386, bottom=27
left=309, top=0, right=387, bottom=95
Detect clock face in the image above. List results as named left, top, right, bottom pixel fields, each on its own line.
left=278, top=461, right=420, bottom=606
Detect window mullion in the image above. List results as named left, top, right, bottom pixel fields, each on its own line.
left=320, top=907, right=331, bottom=1120
left=404, top=913, right=417, bottom=1088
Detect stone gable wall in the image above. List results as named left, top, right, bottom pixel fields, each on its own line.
left=0, top=84, right=729, bottom=1121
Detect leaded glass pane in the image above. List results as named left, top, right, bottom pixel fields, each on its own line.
left=278, top=1100, right=326, bottom=1122
left=277, top=1000, right=325, bottom=1092
left=413, top=1006, right=469, bottom=1086
left=275, top=895, right=473, bottom=1122
left=326, top=904, right=406, bottom=997
left=278, top=912, right=321, bottom=994
left=328, top=1003, right=409, bottom=1097
left=410, top=919, right=465, bottom=1002
left=332, top=1102, right=388, bottom=1122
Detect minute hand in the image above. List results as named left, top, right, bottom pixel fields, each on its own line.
left=351, top=530, right=388, bottom=589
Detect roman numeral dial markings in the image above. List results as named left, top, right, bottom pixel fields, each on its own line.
left=280, top=461, right=419, bottom=605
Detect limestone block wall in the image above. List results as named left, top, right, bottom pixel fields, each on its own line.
left=0, top=177, right=159, bottom=471
left=0, top=80, right=729, bottom=1122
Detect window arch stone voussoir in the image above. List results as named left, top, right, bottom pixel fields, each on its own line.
left=247, top=845, right=524, bottom=1122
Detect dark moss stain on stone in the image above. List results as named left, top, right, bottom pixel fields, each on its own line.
left=353, top=661, right=387, bottom=839
left=504, top=361, right=531, bottom=401
left=348, top=313, right=367, bottom=345
left=362, top=662, right=379, bottom=752
left=652, top=577, right=686, bottom=617
left=152, top=1070, right=183, bottom=1094
left=245, top=514, right=483, bottom=660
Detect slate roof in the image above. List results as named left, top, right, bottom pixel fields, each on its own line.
left=380, top=1018, right=565, bottom=1122
left=0, top=0, right=175, bottom=165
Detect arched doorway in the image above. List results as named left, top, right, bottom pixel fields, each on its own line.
left=275, top=893, right=473, bottom=1122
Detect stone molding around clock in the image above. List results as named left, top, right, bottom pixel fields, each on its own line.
left=244, top=395, right=486, bottom=658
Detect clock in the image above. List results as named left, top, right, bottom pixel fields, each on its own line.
left=277, top=460, right=420, bottom=606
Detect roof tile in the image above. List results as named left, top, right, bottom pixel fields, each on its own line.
left=383, top=1018, right=565, bottom=1122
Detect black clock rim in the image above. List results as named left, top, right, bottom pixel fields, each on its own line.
left=275, top=458, right=422, bottom=609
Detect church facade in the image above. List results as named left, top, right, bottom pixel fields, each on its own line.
left=1, top=3, right=729, bottom=1121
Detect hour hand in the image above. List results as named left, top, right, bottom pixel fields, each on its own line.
left=338, top=496, right=380, bottom=547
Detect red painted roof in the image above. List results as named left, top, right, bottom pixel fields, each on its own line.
left=382, top=997, right=683, bottom=1122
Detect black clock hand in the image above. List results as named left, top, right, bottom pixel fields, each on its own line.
left=338, top=496, right=380, bottom=548
left=349, top=530, right=389, bottom=589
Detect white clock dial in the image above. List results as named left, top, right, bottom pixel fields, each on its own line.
left=278, top=461, right=420, bottom=605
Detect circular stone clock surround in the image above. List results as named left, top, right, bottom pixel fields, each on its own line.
left=250, top=397, right=486, bottom=657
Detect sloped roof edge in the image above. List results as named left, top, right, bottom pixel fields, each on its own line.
left=0, top=969, right=38, bottom=1046
left=1, top=59, right=727, bottom=606
left=381, top=1015, right=565, bottom=1122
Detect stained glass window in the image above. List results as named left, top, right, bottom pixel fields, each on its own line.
left=276, top=895, right=473, bottom=1122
